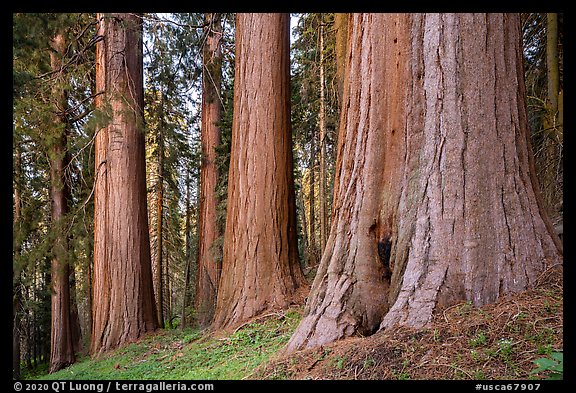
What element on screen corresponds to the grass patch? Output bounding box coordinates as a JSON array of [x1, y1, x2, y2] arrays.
[[30, 308, 302, 380]]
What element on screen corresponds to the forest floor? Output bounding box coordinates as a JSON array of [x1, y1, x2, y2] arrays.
[[26, 265, 562, 381]]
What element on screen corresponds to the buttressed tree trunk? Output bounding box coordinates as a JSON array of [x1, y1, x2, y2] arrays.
[[196, 13, 223, 328], [49, 32, 76, 373], [285, 13, 562, 352], [91, 13, 158, 355], [212, 13, 307, 331]]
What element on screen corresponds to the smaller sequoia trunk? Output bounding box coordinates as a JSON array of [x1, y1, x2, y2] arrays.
[[285, 13, 562, 352], [155, 107, 165, 329], [195, 13, 223, 328], [91, 13, 158, 355], [212, 13, 307, 331]]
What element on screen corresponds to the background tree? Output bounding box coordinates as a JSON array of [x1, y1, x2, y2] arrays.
[[290, 13, 339, 275], [47, 30, 76, 373], [334, 13, 348, 107], [14, 12, 99, 372], [91, 12, 158, 355], [212, 13, 307, 331], [521, 13, 563, 232], [286, 13, 562, 352], [143, 13, 205, 330], [197, 12, 236, 328]]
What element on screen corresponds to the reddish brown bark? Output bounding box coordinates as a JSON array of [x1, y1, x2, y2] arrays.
[[195, 13, 223, 328], [286, 13, 562, 352], [48, 32, 76, 373], [91, 13, 158, 356], [318, 18, 327, 255], [212, 13, 308, 331]]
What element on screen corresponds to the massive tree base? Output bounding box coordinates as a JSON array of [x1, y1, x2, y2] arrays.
[[285, 13, 562, 353], [266, 266, 563, 379]]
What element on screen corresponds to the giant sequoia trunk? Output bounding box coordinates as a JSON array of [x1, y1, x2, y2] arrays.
[[212, 13, 307, 331], [91, 13, 158, 355], [195, 13, 223, 328], [286, 13, 562, 352], [318, 18, 328, 255], [48, 32, 76, 373]]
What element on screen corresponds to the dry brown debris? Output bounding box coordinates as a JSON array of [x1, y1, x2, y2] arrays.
[[254, 265, 563, 380]]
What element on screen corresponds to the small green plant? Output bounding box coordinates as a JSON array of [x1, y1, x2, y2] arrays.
[[433, 329, 440, 342], [470, 349, 482, 362], [183, 330, 202, 344], [363, 356, 375, 369], [543, 300, 558, 314], [531, 351, 563, 380], [330, 356, 346, 370], [458, 301, 474, 316], [497, 338, 515, 361], [536, 344, 553, 356], [392, 368, 411, 380], [470, 332, 487, 348]]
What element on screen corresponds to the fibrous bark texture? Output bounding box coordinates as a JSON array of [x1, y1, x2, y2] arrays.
[[195, 13, 223, 328], [286, 13, 562, 353], [91, 13, 158, 356], [212, 13, 307, 331], [380, 13, 561, 329], [318, 19, 328, 255], [285, 14, 406, 351]]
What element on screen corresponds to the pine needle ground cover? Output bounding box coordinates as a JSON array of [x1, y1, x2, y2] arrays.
[[256, 265, 563, 380]]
